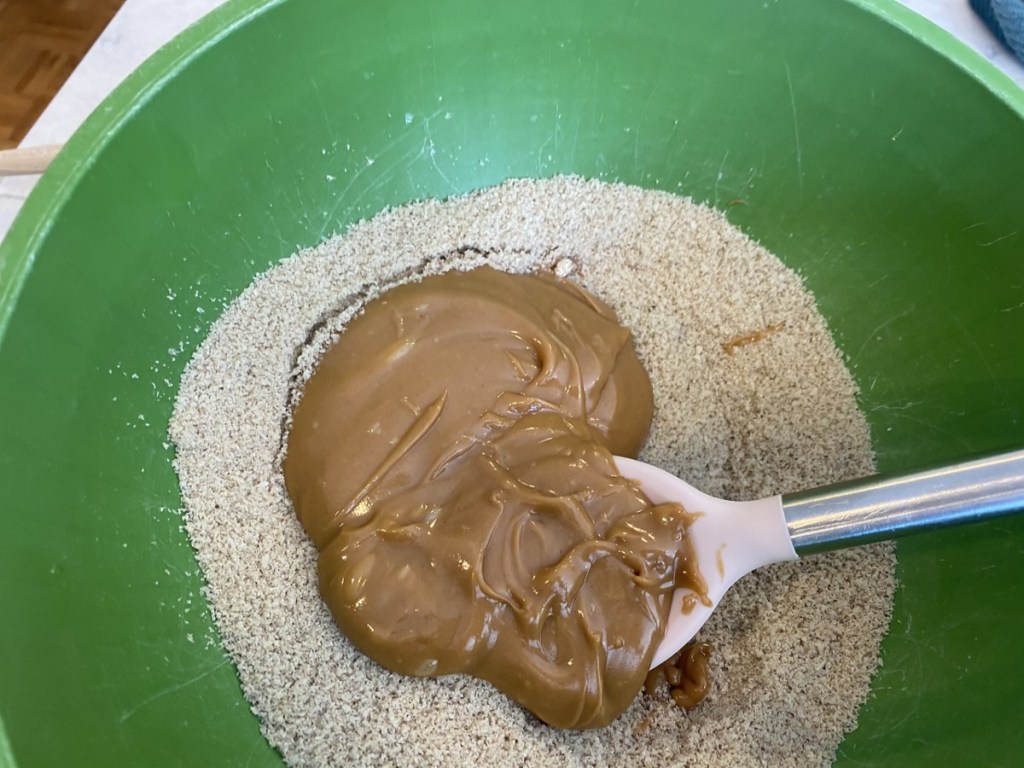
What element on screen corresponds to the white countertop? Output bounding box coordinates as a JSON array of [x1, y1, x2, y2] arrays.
[[2, 0, 1022, 249]]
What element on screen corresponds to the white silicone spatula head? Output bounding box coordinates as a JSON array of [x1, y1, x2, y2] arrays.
[[615, 449, 1024, 669], [614, 457, 795, 668]]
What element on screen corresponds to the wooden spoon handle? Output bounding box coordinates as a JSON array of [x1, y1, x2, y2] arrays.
[[0, 144, 62, 176]]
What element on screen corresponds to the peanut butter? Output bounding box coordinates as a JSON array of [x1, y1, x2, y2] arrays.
[[283, 266, 701, 729]]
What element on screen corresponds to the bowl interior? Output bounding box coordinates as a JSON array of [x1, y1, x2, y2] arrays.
[[1, 0, 1023, 765]]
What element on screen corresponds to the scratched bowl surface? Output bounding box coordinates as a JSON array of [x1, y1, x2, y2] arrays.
[[1, 0, 1023, 765]]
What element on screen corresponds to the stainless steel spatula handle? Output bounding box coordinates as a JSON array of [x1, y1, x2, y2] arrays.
[[783, 449, 1024, 554]]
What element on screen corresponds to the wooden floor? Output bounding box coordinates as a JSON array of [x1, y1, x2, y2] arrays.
[[0, 0, 125, 148]]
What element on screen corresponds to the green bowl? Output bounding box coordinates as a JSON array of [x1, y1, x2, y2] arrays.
[[1, 0, 1022, 764]]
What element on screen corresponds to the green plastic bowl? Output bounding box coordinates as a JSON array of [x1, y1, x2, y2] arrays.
[[1, 0, 1022, 764]]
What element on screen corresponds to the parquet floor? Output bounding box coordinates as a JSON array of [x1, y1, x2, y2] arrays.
[[0, 0, 124, 148]]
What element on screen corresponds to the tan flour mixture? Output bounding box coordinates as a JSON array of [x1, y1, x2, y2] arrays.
[[170, 176, 896, 767]]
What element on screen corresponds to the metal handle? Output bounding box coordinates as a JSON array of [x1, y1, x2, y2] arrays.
[[782, 449, 1024, 555]]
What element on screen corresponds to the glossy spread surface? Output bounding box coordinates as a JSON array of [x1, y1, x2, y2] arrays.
[[283, 266, 701, 728]]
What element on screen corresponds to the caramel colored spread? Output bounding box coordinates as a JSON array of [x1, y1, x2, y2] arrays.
[[644, 642, 713, 710], [283, 266, 702, 729]]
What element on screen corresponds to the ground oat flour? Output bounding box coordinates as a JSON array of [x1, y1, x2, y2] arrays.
[[170, 176, 896, 767]]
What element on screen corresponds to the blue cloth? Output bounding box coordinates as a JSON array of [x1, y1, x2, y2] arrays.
[[971, 0, 1024, 64]]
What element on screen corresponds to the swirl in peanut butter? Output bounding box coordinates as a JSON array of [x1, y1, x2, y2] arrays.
[[283, 266, 701, 729]]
